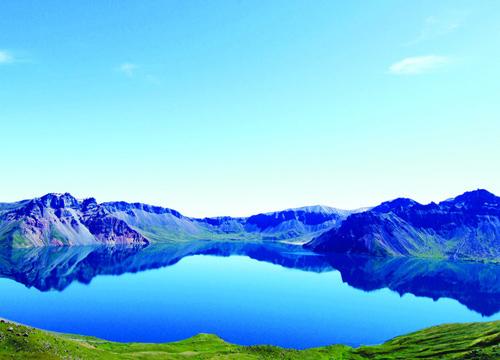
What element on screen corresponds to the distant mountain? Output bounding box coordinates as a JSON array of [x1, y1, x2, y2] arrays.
[[0, 193, 354, 247], [3, 190, 499, 261], [305, 189, 500, 262]]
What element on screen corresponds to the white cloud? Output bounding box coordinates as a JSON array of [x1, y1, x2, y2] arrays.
[[0, 50, 14, 64], [407, 14, 463, 45], [118, 62, 138, 77], [389, 55, 449, 75]]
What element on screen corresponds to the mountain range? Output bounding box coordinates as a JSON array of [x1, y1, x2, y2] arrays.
[[0, 193, 353, 247], [0, 189, 499, 262], [305, 189, 500, 262]]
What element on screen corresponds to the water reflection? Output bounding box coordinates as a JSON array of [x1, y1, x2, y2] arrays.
[[0, 241, 498, 316]]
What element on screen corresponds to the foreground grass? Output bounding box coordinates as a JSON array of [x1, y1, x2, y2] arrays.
[[0, 320, 498, 359]]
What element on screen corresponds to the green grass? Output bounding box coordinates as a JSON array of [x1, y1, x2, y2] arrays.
[[0, 221, 29, 249], [0, 320, 498, 359], [48, 225, 70, 245]]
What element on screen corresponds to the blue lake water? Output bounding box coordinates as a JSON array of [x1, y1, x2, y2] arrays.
[[0, 241, 498, 349]]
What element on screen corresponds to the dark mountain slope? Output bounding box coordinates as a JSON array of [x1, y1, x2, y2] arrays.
[[305, 189, 500, 261]]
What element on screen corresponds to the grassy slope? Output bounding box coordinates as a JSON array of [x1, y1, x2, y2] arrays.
[[0, 320, 498, 359]]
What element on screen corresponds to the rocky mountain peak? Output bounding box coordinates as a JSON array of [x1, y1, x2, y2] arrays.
[[441, 189, 499, 214], [372, 198, 419, 214], [81, 198, 98, 212], [39, 193, 80, 209]]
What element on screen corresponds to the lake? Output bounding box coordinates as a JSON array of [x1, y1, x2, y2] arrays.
[[0, 241, 498, 349]]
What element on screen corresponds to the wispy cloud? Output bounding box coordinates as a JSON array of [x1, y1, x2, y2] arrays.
[[389, 55, 450, 75], [117, 62, 138, 77], [0, 50, 14, 64], [116, 62, 161, 85], [407, 14, 464, 46]]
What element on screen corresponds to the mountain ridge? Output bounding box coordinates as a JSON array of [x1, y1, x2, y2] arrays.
[[305, 189, 500, 262], [1, 190, 499, 262], [0, 192, 354, 247]]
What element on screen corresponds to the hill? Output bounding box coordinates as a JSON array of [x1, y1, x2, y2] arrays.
[[0, 319, 498, 359]]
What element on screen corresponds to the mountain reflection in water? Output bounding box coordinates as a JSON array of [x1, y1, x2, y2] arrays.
[[0, 241, 498, 316]]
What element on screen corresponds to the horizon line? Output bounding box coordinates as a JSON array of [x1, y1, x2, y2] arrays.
[[3, 188, 494, 219]]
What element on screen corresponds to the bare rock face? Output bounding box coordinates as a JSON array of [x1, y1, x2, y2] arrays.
[[0, 193, 148, 247], [39, 193, 80, 209], [82, 215, 148, 245]]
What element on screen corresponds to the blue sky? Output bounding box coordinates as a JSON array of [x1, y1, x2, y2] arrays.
[[1, 1, 499, 217]]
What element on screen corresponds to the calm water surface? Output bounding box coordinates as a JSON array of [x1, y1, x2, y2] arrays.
[[0, 241, 498, 349]]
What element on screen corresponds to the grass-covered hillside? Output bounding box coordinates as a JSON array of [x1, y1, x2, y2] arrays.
[[0, 319, 498, 359]]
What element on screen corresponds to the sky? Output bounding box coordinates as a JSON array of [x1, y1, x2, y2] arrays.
[[1, 0, 499, 217]]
